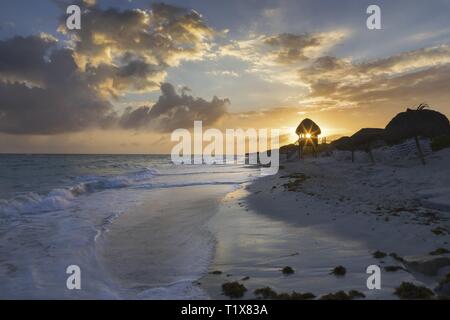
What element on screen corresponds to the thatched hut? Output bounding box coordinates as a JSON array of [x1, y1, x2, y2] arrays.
[[384, 104, 450, 164], [351, 128, 385, 163], [330, 136, 354, 162], [330, 136, 353, 151], [295, 118, 321, 158], [384, 104, 450, 143]]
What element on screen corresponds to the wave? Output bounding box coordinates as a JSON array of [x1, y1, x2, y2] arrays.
[[0, 168, 159, 215]]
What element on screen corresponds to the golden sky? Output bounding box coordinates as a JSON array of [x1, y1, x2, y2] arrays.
[[0, 0, 449, 153]]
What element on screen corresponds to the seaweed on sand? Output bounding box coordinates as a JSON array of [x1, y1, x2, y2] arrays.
[[331, 265, 346, 276], [254, 287, 316, 300], [281, 266, 295, 275], [372, 250, 387, 259], [319, 290, 365, 300], [394, 282, 435, 300], [429, 248, 450, 256], [222, 282, 247, 299]]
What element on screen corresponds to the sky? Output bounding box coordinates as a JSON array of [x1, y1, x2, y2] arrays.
[[0, 0, 450, 154]]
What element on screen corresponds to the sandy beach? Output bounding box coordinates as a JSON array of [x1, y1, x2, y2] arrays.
[[201, 147, 450, 299]]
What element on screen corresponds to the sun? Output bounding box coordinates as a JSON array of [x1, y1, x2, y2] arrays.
[[305, 133, 312, 139]]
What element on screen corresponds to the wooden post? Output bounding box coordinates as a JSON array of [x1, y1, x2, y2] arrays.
[[414, 135, 426, 165], [298, 139, 302, 160]]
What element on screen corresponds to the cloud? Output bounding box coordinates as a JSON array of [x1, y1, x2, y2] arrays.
[[218, 31, 346, 85], [120, 83, 229, 132], [0, 2, 224, 134], [297, 46, 450, 111], [0, 34, 114, 134], [58, 2, 214, 96]]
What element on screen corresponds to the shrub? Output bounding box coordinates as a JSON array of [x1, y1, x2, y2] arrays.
[[431, 135, 450, 151]]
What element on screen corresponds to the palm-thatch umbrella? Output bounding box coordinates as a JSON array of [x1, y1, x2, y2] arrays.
[[296, 118, 322, 137], [295, 118, 321, 158], [384, 104, 450, 164], [350, 128, 385, 163], [330, 136, 354, 162], [331, 136, 353, 151]]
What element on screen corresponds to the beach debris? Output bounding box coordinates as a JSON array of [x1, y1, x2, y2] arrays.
[[331, 265, 346, 276], [209, 270, 223, 275], [429, 248, 450, 256], [394, 282, 435, 300], [254, 287, 315, 300], [372, 250, 387, 259], [222, 282, 247, 299], [319, 290, 365, 300], [281, 266, 295, 275]]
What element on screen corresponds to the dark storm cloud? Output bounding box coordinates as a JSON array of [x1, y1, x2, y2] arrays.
[[120, 83, 229, 132], [0, 2, 226, 134], [0, 35, 115, 134]]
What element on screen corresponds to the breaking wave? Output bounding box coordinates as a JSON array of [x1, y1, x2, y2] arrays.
[[0, 168, 159, 215]]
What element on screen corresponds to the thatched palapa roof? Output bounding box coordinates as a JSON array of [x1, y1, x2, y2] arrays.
[[351, 128, 385, 148], [384, 104, 450, 143], [296, 118, 321, 136], [330, 136, 353, 151]]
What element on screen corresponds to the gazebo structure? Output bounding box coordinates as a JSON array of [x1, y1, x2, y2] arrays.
[[295, 118, 321, 159]]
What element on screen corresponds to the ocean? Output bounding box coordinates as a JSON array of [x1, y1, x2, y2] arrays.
[[0, 154, 260, 299]]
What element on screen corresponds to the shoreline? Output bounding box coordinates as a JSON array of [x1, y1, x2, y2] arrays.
[[201, 150, 450, 299]]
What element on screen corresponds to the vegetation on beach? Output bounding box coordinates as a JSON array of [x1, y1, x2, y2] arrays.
[[394, 282, 435, 299], [281, 173, 309, 192], [384, 266, 406, 272], [319, 290, 366, 300], [331, 265, 346, 276], [209, 270, 223, 275], [372, 250, 387, 259], [222, 282, 247, 298], [431, 134, 450, 151], [429, 248, 450, 256], [254, 287, 316, 300], [431, 227, 448, 235]]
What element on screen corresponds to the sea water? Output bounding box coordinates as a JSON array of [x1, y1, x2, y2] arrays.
[[0, 154, 259, 299]]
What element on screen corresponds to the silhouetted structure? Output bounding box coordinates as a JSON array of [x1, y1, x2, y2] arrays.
[[385, 104, 450, 164], [351, 128, 385, 163], [295, 118, 321, 158]]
